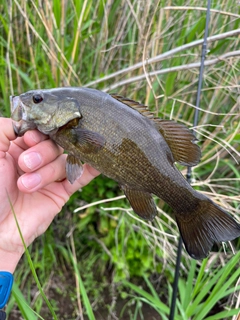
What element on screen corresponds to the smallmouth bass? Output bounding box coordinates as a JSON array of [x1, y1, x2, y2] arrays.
[[10, 87, 240, 259]]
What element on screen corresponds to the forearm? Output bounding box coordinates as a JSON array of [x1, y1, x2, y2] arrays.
[[0, 249, 22, 273]]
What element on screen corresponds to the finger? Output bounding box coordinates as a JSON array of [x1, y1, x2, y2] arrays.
[[62, 163, 100, 196], [18, 139, 63, 173], [17, 154, 67, 192], [0, 118, 17, 156], [9, 130, 50, 161], [23, 130, 49, 147], [11, 130, 48, 152], [8, 137, 33, 164]]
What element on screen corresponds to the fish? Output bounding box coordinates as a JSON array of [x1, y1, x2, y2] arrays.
[[10, 87, 240, 259]]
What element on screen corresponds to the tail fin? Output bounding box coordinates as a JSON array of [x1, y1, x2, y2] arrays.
[[175, 199, 240, 259]]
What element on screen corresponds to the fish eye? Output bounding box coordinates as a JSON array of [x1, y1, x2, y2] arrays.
[[32, 94, 43, 104]]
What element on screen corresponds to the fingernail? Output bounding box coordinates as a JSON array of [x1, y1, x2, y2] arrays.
[[23, 152, 42, 169], [21, 173, 41, 189]]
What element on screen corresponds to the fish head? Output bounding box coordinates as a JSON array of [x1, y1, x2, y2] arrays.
[[10, 89, 82, 136]]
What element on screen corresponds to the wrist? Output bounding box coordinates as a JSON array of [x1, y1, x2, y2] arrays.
[[0, 249, 22, 273]]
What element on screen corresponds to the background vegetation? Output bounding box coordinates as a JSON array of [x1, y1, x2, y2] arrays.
[[0, 0, 239, 319]]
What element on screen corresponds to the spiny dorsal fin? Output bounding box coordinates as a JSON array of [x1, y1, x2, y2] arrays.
[[155, 119, 201, 166], [110, 94, 155, 119]]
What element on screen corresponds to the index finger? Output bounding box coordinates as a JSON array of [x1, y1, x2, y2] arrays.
[[8, 125, 49, 162], [23, 130, 49, 147]]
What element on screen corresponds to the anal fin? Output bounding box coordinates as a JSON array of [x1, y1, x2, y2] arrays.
[[122, 185, 157, 220], [66, 154, 83, 184], [155, 119, 201, 166]]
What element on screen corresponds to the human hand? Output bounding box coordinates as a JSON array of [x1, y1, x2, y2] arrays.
[[0, 118, 100, 272]]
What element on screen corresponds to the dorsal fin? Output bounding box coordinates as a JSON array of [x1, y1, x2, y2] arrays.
[[154, 119, 201, 166], [111, 94, 201, 166], [110, 94, 155, 119]]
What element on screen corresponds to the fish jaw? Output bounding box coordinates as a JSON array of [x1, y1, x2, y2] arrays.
[[12, 120, 37, 136], [10, 95, 37, 136], [10, 96, 28, 122]]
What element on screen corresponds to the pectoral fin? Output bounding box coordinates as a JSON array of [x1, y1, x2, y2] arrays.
[[155, 120, 201, 166], [72, 128, 105, 153], [122, 186, 157, 220], [66, 154, 83, 184]]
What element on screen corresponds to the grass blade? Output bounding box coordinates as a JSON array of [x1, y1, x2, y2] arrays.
[[7, 191, 58, 320], [69, 249, 96, 320]]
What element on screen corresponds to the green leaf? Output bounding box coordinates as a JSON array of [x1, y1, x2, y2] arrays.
[[122, 279, 169, 314], [8, 283, 39, 320]]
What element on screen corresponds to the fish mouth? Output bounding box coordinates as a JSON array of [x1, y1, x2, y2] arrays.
[[10, 95, 36, 136], [10, 95, 28, 121]]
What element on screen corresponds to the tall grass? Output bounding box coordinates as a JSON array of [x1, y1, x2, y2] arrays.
[[0, 0, 239, 318]]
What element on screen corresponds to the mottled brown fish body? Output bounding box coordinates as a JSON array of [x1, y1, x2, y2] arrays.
[[53, 91, 201, 212], [11, 87, 240, 259]]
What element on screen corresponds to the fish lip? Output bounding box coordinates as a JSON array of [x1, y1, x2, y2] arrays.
[[12, 121, 21, 136], [10, 95, 28, 121], [10, 95, 32, 137]]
